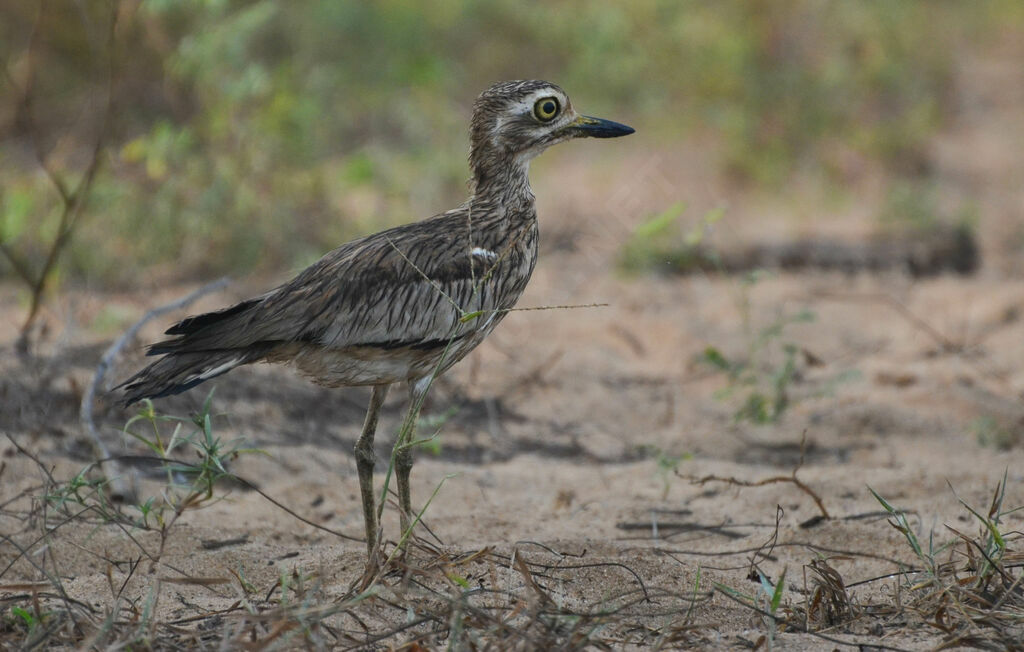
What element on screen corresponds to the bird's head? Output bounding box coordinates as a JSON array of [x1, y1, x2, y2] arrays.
[[469, 80, 634, 191]]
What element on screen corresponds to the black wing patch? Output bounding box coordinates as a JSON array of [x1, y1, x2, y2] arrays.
[[165, 298, 261, 336]]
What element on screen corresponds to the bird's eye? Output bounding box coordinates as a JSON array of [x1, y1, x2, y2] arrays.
[[533, 97, 560, 122]]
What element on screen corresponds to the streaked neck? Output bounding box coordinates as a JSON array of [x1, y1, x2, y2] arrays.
[[470, 154, 534, 211]]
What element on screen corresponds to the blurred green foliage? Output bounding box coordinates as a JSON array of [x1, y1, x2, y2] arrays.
[[619, 202, 727, 274], [1, 0, 1022, 286], [701, 307, 815, 426]]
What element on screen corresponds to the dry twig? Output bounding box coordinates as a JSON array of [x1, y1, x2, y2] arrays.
[[0, 2, 120, 354], [677, 432, 831, 520]]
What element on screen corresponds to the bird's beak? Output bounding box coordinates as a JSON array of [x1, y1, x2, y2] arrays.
[[564, 114, 635, 138]]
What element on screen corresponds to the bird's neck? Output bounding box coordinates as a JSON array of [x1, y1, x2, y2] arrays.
[[469, 150, 535, 214]]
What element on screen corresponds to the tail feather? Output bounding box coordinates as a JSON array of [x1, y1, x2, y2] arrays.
[[119, 350, 257, 406], [165, 298, 260, 336], [118, 295, 279, 405], [146, 297, 265, 356]]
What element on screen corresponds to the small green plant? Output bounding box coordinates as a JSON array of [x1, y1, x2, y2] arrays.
[[758, 567, 787, 646], [44, 466, 124, 525], [868, 478, 1015, 590], [683, 565, 702, 627], [867, 486, 943, 583], [11, 395, 265, 649], [8, 605, 43, 637], [759, 568, 787, 614], [619, 203, 725, 274], [119, 392, 263, 528], [946, 472, 1014, 585], [414, 406, 457, 456], [865, 477, 1023, 647], [702, 306, 815, 425], [43, 391, 260, 533], [713, 568, 789, 645], [642, 446, 691, 499], [972, 416, 1018, 450]]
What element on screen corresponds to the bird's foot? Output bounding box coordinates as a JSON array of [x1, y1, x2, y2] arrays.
[[356, 550, 382, 591]]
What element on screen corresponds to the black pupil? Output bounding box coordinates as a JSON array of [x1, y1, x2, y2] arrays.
[[542, 101, 556, 116]]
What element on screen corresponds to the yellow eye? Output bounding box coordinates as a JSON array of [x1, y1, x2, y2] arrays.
[[533, 97, 560, 122]]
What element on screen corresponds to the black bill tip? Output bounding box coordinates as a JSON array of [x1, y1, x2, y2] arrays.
[[569, 115, 635, 138]]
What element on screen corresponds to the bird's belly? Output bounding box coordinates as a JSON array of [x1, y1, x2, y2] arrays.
[[283, 345, 424, 387], [280, 333, 493, 387]]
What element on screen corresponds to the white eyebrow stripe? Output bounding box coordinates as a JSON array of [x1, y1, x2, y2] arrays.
[[471, 247, 498, 260]]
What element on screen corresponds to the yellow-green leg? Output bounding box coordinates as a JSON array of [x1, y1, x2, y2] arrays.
[[354, 384, 389, 568], [395, 378, 430, 540]]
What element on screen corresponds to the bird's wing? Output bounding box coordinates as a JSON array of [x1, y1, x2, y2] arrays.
[[150, 210, 518, 354]]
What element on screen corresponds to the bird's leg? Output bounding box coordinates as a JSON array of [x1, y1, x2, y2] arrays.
[[395, 377, 430, 541], [355, 384, 390, 568]]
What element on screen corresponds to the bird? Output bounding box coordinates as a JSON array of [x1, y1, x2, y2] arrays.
[[119, 80, 634, 570]]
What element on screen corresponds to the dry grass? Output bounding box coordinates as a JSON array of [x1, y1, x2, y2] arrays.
[[860, 479, 1024, 649], [3, 413, 1022, 651]]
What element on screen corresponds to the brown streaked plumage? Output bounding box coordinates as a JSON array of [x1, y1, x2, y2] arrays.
[[119, 80, 633, 571]]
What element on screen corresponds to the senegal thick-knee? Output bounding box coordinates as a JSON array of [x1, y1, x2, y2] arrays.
[[120, 80, 634, 570]]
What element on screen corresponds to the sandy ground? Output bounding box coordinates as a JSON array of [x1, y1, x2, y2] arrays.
[[3, 53, 1024, 650]]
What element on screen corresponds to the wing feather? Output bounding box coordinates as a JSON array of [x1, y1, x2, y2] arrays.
[[149, 208, 522, 355]]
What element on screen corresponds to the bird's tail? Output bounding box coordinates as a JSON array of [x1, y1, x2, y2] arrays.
[[118, 350, 258, 406], [116, 294, 275, 406]]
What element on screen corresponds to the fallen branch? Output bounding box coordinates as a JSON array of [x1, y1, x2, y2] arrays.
[[644, 225, 978, 280], [681, 472, 831, 521], [677, 432, 831, 520]]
